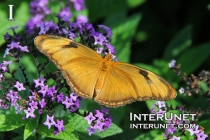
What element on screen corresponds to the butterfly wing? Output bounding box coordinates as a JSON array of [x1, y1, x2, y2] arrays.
[[94, 62, 176, 108], [34, 34, 102, 98]]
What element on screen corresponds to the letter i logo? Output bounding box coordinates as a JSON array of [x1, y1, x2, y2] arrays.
[[8, 5, 14, 20]]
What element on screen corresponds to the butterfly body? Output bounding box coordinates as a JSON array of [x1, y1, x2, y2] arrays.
[[34, 34, 177, 108]]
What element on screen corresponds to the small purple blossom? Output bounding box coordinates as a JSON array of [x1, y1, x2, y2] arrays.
[[85, 112, 96, 124], [93, 32, 106, 46], [62, 96, 74, 108], [166, 125, 176, 134], [47, 86, 57, 97], [196, 131, 208, 140], [14, 81, 26, 91], [156, 101, 166, 108], [70, 0, 86, 11], [76, 15, 88, 23], [84, 107, 112, 135], [179, 87, 185, 94], [34, 77, 45, 87], [24, 108, 36, 118], [169, 59, 176, 68], [186, 125, 200, 136], [38, 85, 49, 97], [44, 115, 56, 129], [59, 7, 72, 20], [54, 120, 65, 135], [39, 99, 46, 108], [86, 126, 97, 136], [56, 92, 64, 102], [29, 100, 38, 110]]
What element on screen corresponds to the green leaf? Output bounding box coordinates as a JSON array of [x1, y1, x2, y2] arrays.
[[134, 129, 164, 140], [86, 0, 145, 22], [134, 63, 160, 74], [69, 114, 122, 140], [164, 25, 192, 60], [0, 1, 30, 46], [105, 13, 141, 62], [199, 118, 210, 134], [24, 119, 39, 140], [0, 114, 27, 131], [177, 43, 210, 74], [36, 118, 78, 140]]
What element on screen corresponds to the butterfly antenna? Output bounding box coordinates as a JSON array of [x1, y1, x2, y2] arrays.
[[115, 40, 141, 53]]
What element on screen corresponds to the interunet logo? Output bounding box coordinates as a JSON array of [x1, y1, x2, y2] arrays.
[[130, 113, 196, 129]]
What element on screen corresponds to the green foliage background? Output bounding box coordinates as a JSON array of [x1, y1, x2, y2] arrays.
[[0, 0, 210, 139]]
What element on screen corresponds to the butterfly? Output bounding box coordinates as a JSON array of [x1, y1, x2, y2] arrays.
[[34, 34, 177, 108]]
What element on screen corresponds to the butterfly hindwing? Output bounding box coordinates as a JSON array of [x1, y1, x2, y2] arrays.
[[112, 63, 176, 101]]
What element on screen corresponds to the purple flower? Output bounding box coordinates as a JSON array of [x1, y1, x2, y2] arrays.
[[47, 86, 57, 97], [70, 92, 78, 101], [4, 32, 12, 41], [7, 41, 29, 52], [14, 81, 26, 91], [34, 77, 45, 88], [59, 7, 72, 20], [86, 126, 97, 136], [30, 0, 50, 15], [85, 112, 96, 124], [101, 106, 109, 114], [104, 43, 116, 55], [38, 85, 49, 97], [3, 61, 12, 66], [29, 100, 38, 110], [179, 87, 185, 94], [169, 59, 176, 68], [166, 125, 176, 134], [186, 125, 200, 136], [94, 120, 105, 132], [95, 110, 104, 120], [196, 131, 208, 140], [24, 108, 36, 118], [26, 14, 43, 30], [39, 99, 46, 108], [0, 74, 3, 82], [156, 109, 166, 114], [98, 25, 112, 40], [7, 90, 19, 101], [93, 32, 106, 46], [56, 92, 64, 102], [156, 101, 166, 108], [76, 15, 88, 23], [36, 21, 58, 35], [54, 120, 65, 135], [70, 0, 85, 11], [44, 115, 56, 129], [7, 41, 21, 49], [62, 96, 74, 108]]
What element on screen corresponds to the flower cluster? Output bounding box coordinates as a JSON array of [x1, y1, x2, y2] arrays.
[[85, 107, 112, 135], [150, 101, 208, 140], [1, 0, 114, 137], [26, 0, 88, 34], [151, 59, 210, 139]]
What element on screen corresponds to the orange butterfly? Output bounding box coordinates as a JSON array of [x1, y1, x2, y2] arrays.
[[34, 34, 176, 108]]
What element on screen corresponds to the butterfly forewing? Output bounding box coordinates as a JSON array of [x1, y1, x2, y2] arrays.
[[34, 34, 103, 98]]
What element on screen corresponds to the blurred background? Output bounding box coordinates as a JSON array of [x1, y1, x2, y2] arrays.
[[0, 0, 210, 139]]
